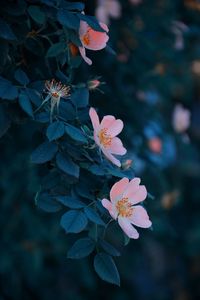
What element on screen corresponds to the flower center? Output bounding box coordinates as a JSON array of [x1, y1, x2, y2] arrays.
[[116, 197, 133, 217], [51, 92, 60, 98], [82, 32, 90, 45], [98, 128, 112, 148]]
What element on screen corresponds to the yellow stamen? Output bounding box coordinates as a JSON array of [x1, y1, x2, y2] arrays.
[[98, 128, 112, 148], [82, 33, 90, 45], [116, 198, 133, 217]]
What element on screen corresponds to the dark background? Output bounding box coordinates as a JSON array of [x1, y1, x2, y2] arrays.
[[1, 0, 200, 299]]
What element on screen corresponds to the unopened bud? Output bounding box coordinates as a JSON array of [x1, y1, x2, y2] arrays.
[[122, 159, 133, 170]]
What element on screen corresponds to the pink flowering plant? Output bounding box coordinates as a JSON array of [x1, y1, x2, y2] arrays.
[[0, 0, 153, 286]]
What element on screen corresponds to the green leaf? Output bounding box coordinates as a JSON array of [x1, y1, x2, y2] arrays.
[[65, 124, 87, 143], [36, 192, 62, 213], [46, 121, 65, 141], [64, 2, 85, 11], [67, 237, 95, 259], [56, 153, 80, 178], [0, 76, 18, 100], [0, 18, 16, 40], [94, 253, 120, 286], [78, 14, 106, 32], [31, 141, 58, 164], [14, 69, 30, 85], [84, 207, 105, 226], [55, 196, 85, 209], [28, 5, 46, 24], [46, 42, 65, 57], [71, 88, 89, 108], [18, 91, 33, 117], [57, 10, 80, 30], [99, 240, 121, 257], [60, 210, 88, 233], [0, 104, 11, 138]]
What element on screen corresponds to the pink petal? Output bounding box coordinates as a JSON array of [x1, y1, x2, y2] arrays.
[[118, 217, 139, 239], [102, 149, 121, 167], [107, 119, 124, 137], [79, 20, 88, 37], [129, 205, 152, 228], [96, 6, 109, 24], [110, 137, 127, 155], [110, 177, 129, 202], [124, 179, 147, 205], [79, 46, 92, 65], [101, 198, 118, 219], [123, 177, 141, 198], [79, 21, 109, 51], [100, 115, 116, 129], [89, 107, 100, 131]]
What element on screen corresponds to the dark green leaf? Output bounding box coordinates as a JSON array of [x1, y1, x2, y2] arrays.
[[78, 14, 106, 32], [0, 18, 16, 40], [57, 10, 80, 30], [65, 124, 87, 143], [64, 2, 85, 11], [14, 69, 30, 85], [67, 237, 95, 259], [71, 88, 89, 108], [60, 210, 88, 233], [36, 192, 62, 213], [46, 42, 65, 57], [56, 153, 79, 178], [31, 141, 58, 164], [99, 240, 121, 257], [46, 121, 65, 141], [84, 207, 105, 226], [0, 76, 18, 100], [28, 6, 46, 24], [94, 253, 120, 286], [18, 91, 34, 117], [55, 196, 85, 208], [0, 104, 11, 138]]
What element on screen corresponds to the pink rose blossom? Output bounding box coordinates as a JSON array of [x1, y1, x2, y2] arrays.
[[172, 104, 191, 133], [102, 177, 152, 239], [79, 20, 109, 65], [89, 107, 126, 167], [95, 0, 121, 25]]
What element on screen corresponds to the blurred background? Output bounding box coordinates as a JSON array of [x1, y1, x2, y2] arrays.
[[1, 0, 200, 299]]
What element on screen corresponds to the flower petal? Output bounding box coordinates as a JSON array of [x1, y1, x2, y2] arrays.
[[79, 46, 92, 65], [110, 137, 127, 155], [118, 217, 139, 239], [123, 177, 140, 197], [123, 178, 147, 205], [110, 177, 129, 202], [102, 198, 118, 219], [89, 107, 100, 131], [79, 21, 109, 50], [102, 149, 121, 167], [100, 115, 116, 129], [107, 119, 124, 137], [129, 205, 152, 228]]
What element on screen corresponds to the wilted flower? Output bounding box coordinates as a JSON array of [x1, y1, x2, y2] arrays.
[[44, 79, 70, 120], [79, 20, 109, 65], [173, 104, 191, 133], [95, 0, 121, 25], [102, 177, 152, 239], [89, 107, 126, 167]]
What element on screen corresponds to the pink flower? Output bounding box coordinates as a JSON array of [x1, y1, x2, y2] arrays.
[[129, 0, 142, 5], [95, 0, 121, 25], [102, 177, 152, 239], [79, 20, 109, 65], [89, 107, 126, 167]]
